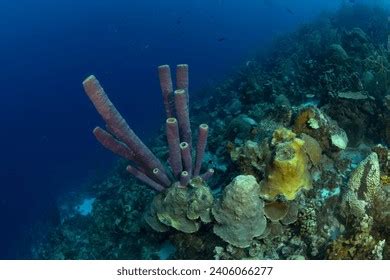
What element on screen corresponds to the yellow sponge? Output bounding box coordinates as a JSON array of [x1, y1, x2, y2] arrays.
[[261, 128, 312, 200]]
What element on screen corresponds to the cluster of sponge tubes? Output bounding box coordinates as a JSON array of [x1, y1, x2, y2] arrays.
[[82, 64, 214, 192]]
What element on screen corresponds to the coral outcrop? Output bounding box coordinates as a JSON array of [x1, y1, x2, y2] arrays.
[[146, 178, 213, 233], [341, 152, 381, 220], [260, 128, 312, 201], [229, 140, 268, 181], [294, 107, 349, 152], [212, 175, 267, 248], [334, 152, 388, 259]]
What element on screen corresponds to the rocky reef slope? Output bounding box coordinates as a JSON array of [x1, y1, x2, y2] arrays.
[[34, 4, 390, 260]]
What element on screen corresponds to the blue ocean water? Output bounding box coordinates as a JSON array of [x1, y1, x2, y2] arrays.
[[0, 0, 381, 259]]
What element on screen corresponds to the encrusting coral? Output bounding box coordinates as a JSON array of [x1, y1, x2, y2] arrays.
[[146, 177, 214, 233]]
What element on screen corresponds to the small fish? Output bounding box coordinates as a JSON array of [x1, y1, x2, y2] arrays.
[[176, 17, 182, 24], [40, 135, 49, 143], [286, 7, 295, 15], [217, 37, 227, 42]]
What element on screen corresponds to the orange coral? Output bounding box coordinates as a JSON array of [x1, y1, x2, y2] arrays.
[[293, 107, 316, 133]]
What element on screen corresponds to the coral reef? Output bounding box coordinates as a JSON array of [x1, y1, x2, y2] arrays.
[[34, 4, 390, 260]]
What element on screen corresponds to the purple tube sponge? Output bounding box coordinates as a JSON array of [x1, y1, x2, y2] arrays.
[[166, 118, 183, 178], [93, 126, 135, 161], [126, 166, 165, 192], [158, 65, 174, 118], [152, 168, 171, 187], [200, 168, 215, 181], [193, 124, 209, 176], [83, 76, 167, 175], [176, 64, 189, 91], [179, 171, 190, 188], [180, 142, 192, 176], [176, 64, 189, 104], [83, 64, 213, 191], [175, 89, 192, 150]]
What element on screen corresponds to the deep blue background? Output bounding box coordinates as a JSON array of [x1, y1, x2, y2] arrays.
[[0, 0, 364, 259]]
